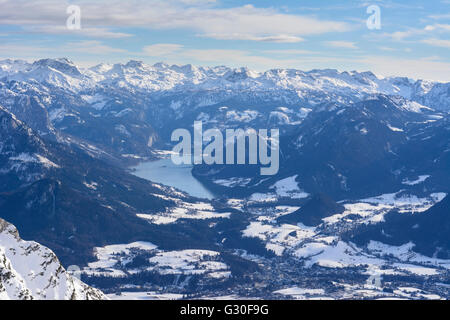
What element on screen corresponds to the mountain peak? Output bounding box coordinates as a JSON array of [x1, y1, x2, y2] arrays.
[[31, 58, 81, 77], [153, 62, 170, 69], [125, 60, 145, 68], [33, 57, 75, 67]]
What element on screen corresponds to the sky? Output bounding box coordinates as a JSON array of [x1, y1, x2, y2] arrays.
[[0, 0, 449, 81]]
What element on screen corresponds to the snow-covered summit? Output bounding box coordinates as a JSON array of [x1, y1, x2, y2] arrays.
[[0, 58, 94, 92]]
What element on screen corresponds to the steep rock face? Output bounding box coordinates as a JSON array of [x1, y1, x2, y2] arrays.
[[0, 218, 106, 300], [0, 105, 54, 191], [1, 93, 55, 137]]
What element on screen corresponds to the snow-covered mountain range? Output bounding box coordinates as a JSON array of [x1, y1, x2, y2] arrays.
[[1, 58, 450, 300], [0, 58, 448, 165], [0, 58, 448, 110]]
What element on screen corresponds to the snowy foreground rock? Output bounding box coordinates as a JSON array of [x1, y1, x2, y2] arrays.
[[0, 218, 106, 300]]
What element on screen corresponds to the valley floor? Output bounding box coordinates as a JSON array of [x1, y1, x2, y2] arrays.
[[80, 185, 450, 300]]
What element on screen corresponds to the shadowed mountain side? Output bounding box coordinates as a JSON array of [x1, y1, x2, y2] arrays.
[[348, 195, 450, 259], [278, 193, 345, 226]]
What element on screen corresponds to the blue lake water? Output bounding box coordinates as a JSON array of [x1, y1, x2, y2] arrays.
[[131, 158, 215, 199]]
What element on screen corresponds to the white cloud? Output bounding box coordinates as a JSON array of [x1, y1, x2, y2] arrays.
[[264, 49, 318, 55], [421, 38, 450, 48], [180, 0, 217, 6], [143, 44, 184, 56], [181, 49, 255, 63], [0, 43, 52, 56], [379, 46, 397, 52], [384, 24, 450, 49], [384, 29, 422, 41], [359, 55, 450, 82], [178, 0, 217, 4], [0, 0, 351, 42], [24, 26, 133, 39], [0, 41, 126, 59], [200, 33, 304, 43], [181, 4, 350, 40], [67, 41, 127, 54], [424, 24, 450, 32], [325, 41, 358, 49], [382, 24, 450, 41], [428, 13, 450, 20]]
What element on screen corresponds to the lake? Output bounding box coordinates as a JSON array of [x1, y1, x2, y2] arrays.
[[131, 158, 215, 199]]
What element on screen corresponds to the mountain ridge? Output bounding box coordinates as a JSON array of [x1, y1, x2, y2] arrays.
[[0, 58, 448, 111]]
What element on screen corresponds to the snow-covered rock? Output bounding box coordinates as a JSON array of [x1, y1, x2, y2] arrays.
[[0, 218, 106, 300]]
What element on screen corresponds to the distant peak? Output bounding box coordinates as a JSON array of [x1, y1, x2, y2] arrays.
[[359, 71, 376, 78], [153, 62, 170, 69], [32, 58, 81, 76], [125, 60, 145, 68], [33, 58, 75, 66]]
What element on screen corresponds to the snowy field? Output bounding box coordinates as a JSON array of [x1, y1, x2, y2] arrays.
[[83, 242, 230, 280], [137, 201, 231, 225]]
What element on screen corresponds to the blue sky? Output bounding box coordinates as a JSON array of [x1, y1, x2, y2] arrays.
[[0, 0, 449, 81]]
